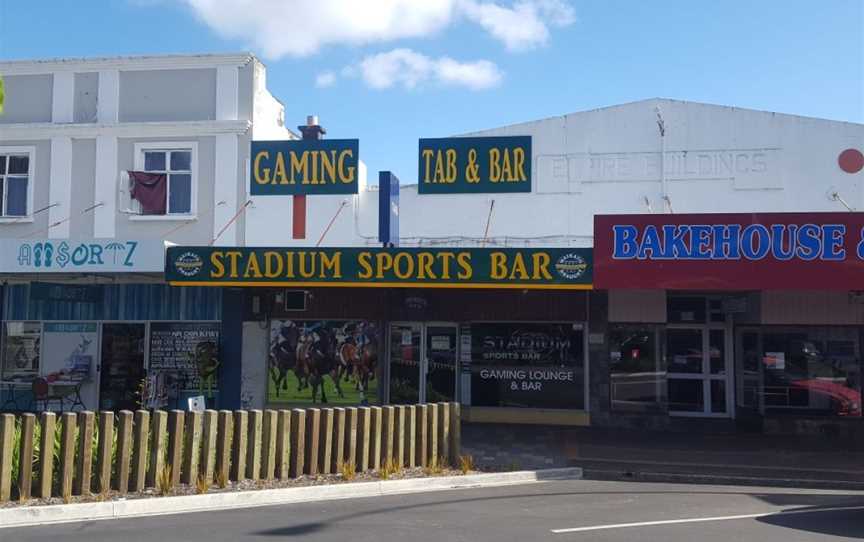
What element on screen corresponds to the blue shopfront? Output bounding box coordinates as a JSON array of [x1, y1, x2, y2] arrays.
[[0, 239, 240, 413]]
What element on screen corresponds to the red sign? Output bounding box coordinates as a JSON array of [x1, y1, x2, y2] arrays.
[[594, 212, 864, 290]]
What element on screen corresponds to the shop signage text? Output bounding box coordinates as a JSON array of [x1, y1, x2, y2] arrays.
[[167, 247, 591, 289], [250, 139, 359, 195], [0, 239, 165, 273], [418, 136, 532, 194], [595, 213, 864, 290]]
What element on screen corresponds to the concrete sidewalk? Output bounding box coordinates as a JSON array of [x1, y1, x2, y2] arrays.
[[462, 424, 864, 487]]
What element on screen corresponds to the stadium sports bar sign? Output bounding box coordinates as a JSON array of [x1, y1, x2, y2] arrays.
[[594, 212, 864, 290], [167, 247, 591, 290]]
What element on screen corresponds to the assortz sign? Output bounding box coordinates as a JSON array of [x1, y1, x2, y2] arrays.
[[250, 139, 360, 195], [418, 136, 532, 194], [17, 241, 138, 269], [166, 247, 591, 289]]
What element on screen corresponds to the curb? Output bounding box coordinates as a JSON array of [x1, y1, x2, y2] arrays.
[[580, 468, 864, 491], [0, 467, 583, 529]]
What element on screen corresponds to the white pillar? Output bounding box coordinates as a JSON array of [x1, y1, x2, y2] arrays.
[[216, 66, 239, 121], [212, 134, 239, 245], [48, 136, 73, 239], [51, 72, 74, 124], [93, 135, 118, 238], [97, 70, 119, 124]]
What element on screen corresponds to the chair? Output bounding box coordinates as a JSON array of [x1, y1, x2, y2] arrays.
[[30, 378, 64, 412]]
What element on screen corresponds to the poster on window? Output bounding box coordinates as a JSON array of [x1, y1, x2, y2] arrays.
[[148, 322, 221, 398], [470, 322, 585, 409], [2, 322, 40, 378], [41, 323, 97, 382], [268, 320, 379, 406]]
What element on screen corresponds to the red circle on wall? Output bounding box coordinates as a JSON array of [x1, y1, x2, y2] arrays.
[[838, 149, 864, 174]]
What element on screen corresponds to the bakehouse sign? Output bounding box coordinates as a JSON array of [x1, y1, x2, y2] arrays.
[[594, 212, 864, 290], [167, 247, 591, 290]]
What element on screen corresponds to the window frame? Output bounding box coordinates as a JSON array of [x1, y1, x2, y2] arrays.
[[0, 146, 36, 223], [130, 141, 198, 221]]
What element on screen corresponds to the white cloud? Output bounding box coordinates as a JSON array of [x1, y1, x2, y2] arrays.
[[461, 0, 575, 50], [179, 0, 574, 58], [353, 48, 502, 90], [315, 71, 337, 88]]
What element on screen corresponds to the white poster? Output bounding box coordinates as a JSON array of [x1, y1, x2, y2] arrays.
[[41, 322, 99, 411], [764, 352, 786, 370]]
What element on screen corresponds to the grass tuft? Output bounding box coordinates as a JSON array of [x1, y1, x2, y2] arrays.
[[458, 454, 475, 475], [195, 473, 211, 495], [338, 460, 356, 481], [423, 457, 444, 476], [156, 465, 173, 496], [379, 459, 400, 480]]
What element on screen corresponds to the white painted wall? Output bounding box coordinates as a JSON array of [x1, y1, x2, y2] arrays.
[[247, 98, 864, 248]]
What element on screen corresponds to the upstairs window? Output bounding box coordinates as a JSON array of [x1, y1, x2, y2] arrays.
[[0, 149, 33, 218], [130, 142, 196, 217]]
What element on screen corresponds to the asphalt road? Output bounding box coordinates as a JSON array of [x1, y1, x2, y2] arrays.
[[4, 479, 864, 542]]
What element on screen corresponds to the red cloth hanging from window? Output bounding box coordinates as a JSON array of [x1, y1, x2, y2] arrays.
[[128, 171, 167, 215]]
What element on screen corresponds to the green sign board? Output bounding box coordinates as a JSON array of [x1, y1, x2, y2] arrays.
[[250, 139, 359, 195], [418, 136, 531, 194], [167, 246, 591, 290]]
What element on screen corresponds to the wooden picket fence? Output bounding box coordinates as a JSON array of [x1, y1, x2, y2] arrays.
[[0, 402, 461, 502]]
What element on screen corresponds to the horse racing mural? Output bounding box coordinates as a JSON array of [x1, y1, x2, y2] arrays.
[[268, 320, 379, 405]]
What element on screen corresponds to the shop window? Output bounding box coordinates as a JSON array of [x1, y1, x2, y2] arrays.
[[0, 148, 34, 219], [129, 142, 197, 218], [761, 327, 862, 417], [468, 322, 585, 409], [667, 296, 706, 323], [609, 325, 666, 412]]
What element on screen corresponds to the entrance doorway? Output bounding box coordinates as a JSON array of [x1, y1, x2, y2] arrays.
[[388, 322, 458, 404], [99, 323, 146, 411], [666, 326, 732, 416]]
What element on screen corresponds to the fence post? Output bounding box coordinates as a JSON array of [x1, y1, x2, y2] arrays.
[[289, 409, 305, 478], [200, 410, 218, 483], [167, 410, 185, 488], [181, 411, 202, 486], [344, 407, 358, 469], [216, 410, 233, 485], [115, 410, 133, 494], [57, 413, 76, 499], [416, 405, 428, 467], [246, 410, 263, 481], [0, 414, 13, 502], [370, 406, 382, 471], [95, 411, 113, 495], [275, 410, 291, 480], [428, 403, 439, 467], [356, 407, 371, 471], [230, 410, 247, 482], [438, 402, 450, 466], [331, 408, 345, 473], [261, 410, 277, 480], [18, 413, 36, 500], [394, 406, 406, 468], [74, 411, 95, 496], [450, 402, 461, 460], [147, 410, 168, 488], [130, 410, 149, 493], [304, 408, 320, 475], [318, 409, 333, 475], [405, 405, 416, 468], [382, 406, 395, 466]]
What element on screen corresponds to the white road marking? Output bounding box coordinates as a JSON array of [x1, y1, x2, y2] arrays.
[[550, 504, 864, 534]]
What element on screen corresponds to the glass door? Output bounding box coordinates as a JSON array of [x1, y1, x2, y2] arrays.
[[388, 322, 459, 404], [425, 323, 458, 402], [99, 323, 147, 411], [388, 322, 423, 404], [666, 326, 731, 416]]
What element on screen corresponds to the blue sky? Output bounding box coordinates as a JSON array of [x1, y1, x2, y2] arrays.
[[1, 0, 861, 183]]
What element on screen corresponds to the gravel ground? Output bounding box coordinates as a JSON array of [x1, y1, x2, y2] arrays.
[[1, 466, 477, 509]]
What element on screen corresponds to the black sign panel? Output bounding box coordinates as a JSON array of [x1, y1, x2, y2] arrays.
[[470, 322, 584, 409], [148, 322, 220, 395]]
